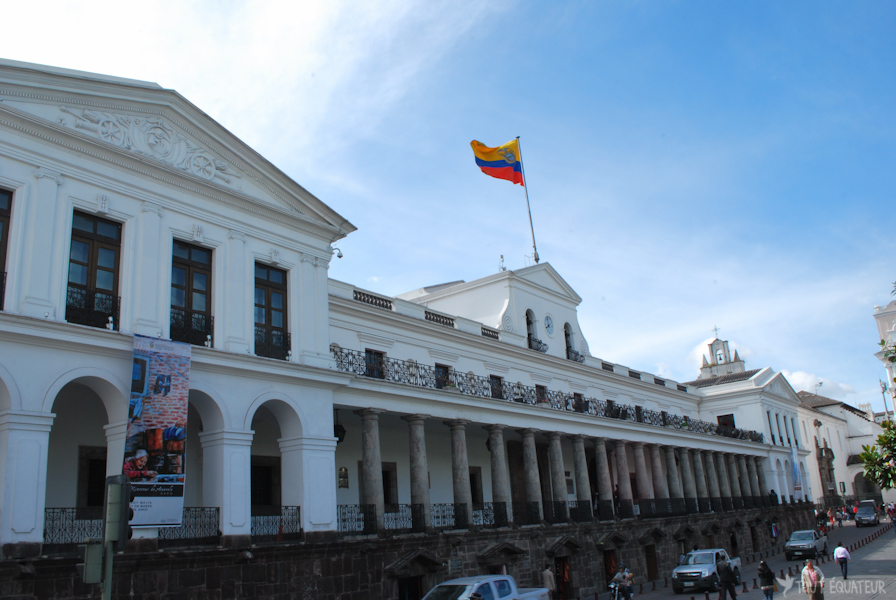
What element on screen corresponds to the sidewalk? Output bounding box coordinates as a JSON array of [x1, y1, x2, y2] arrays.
[[614, 519, 895, 600]]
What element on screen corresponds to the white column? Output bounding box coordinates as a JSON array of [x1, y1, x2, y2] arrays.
[[19, 169, 64, 318], [223, 231, 249, 353], [0, 411, 55, 551], [298, 254, 333, 368], [104, 420, 128, 476], [132, 202, 164, 336], [278, 434, 338, 533], [198, 429, 254, 536]]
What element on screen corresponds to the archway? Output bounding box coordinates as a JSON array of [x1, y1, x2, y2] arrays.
[[247, 398, 304, 541]]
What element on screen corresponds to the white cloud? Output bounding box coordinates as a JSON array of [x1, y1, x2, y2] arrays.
[[781, 371, 855, 398]]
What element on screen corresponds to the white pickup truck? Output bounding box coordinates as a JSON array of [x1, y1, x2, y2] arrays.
[[671, 548, 741, 594], [422, 575, 550, 600]]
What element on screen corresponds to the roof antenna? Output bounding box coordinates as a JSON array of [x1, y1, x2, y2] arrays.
[[499, 255, 506, 272]]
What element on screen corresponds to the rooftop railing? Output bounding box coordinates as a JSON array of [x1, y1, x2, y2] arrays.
[[331, 346, 764, 443]]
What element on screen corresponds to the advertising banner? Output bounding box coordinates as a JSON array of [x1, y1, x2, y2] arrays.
[[125, 335, 191, 527]]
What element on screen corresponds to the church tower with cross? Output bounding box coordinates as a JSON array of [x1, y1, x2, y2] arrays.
[[698, 327, 746, 379]]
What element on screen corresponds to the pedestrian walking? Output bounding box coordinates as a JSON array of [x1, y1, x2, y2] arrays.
[[542, 564, 556, 600], [801, 559, 825, 600], [757, 560, 776, 600], [717, 555, 738, 600], [832, 542, 850, 580], [836, 511, 842, 528]]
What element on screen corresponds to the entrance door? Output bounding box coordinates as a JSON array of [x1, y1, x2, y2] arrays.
[[644, 544, 658, 581], [554, 556, 572, 599], [602, 549, 618, 583], [397, 576, 424, 600]]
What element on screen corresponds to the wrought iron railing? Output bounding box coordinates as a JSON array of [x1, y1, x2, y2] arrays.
[[568, 500, 593, 523], [383, 504, 426, 533], [566, 348, 585, 363], [255, 326, 290, 360], [511, 501, 542, 526], [595, 499, 615, 521], [43, 507, 103, 549], [698, 497, 711, 513], [158, 507, 220, 548], [425, 311, 455, 328], [431, 503, 469, 529], [545, 501, 569, 524], [329, 347, 765, 443], [353, 290, 393, 310], [170, 308, 214, 347], [66, 285, 120, 330], [527, 336, 548, 353], [472, 502, 508, 528], [337, 504, 376, 535], [250, 505, 302, 542]]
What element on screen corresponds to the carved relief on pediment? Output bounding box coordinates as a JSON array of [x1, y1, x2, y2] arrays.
[[60, 106, 242, 186]]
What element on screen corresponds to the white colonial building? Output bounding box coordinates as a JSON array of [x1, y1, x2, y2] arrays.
[[0, 59, 820, 598]]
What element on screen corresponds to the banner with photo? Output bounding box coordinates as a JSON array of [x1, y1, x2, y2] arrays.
[[124, 335, 191, 527]]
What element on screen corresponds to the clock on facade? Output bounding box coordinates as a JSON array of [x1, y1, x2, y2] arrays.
[[543, 315, 554, 335]]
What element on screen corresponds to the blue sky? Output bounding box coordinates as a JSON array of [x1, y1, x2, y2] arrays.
[[3, 1, 895, 412]]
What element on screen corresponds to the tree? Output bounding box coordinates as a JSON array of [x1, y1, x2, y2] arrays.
[[864, 297, 896, 490], [860, 419, 895, 491]]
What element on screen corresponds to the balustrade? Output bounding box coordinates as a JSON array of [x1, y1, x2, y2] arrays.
[[250, 506, 302, 542], [330, 347, 765, 443], [157, 507, 221, 548]]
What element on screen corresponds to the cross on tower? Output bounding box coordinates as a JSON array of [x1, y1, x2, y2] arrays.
[[712, 325, 721, 339]]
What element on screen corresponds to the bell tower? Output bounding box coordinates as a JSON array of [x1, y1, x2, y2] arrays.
[[698, 330, 746, 379]]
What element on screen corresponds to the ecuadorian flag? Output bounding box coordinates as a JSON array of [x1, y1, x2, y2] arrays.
[[470, 139, 524, 186]]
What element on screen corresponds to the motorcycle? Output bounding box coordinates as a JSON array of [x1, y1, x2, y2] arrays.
[[608, 580, 634, 600]]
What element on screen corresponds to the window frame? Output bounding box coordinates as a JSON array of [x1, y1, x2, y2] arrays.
[[0, 189, 12, 310], [254, 262, 290, 359], [170, 239, 213, 346], [66, 210, 122, 330]]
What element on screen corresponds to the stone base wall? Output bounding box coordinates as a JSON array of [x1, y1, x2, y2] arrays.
[[0, 506, 813, 600]]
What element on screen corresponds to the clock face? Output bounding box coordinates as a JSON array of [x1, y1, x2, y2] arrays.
[[544, 315, 554, 335]]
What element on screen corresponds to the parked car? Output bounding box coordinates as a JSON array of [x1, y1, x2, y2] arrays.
[[855, 506, 880, 527], [422, 575, 550, 600], [784, 529, 827, 560], [671, 549, 741, 594]]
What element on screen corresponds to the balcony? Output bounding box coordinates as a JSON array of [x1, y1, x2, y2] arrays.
[[250, 505, 302, 543], [255, 326, 290, 360], [43, 507, 220, 554], [527, 336, 548, 353], [331, 346, 765, 443], [566, 347, 585, 363], [170, 308, 214, 347], [65, 285, 120, 330]]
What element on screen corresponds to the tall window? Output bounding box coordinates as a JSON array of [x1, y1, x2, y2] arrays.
[[365, 349, 385, 379], [254, 263, 289, 359], [489, 375, 503, 399], [170, 240, 213, 346], [66, 211, 121, 330], [0, 189, 11, 310]]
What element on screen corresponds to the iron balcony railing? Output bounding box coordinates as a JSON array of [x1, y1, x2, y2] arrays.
[[255, 325, 291, 360], [337, 504, 377, 535], [170, 307, 214, 347], [65, 285, 120, 330], [527, 336, 548, 353], [43, 507, 103, 552], [250, 505, 302, 542], [566, 348, 585, 363], [330, 346, 765, 443], [431, 503, 469, 530], [158, 507, 220, 548]]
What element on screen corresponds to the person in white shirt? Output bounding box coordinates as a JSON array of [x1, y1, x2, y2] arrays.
[[832, 541, 850, 580]]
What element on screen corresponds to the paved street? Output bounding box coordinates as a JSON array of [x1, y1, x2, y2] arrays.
[[607, 518, 895, 600]]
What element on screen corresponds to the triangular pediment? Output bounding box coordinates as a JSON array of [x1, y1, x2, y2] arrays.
[[477, 542, 527, 565], [384, 550, 443, 576], [513, 263, 582, 305], [0, 59, 354, 238], [594, 531, 628, 548], [546, 535, 583, 557]]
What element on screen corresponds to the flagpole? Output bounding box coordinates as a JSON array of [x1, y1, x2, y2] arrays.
[[516, 136, 539, 264]]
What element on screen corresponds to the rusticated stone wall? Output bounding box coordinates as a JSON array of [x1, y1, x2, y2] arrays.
[[0, 506, 812, 600]]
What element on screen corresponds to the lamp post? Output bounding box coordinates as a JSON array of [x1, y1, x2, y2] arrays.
[[880, 380, 895, 423]]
